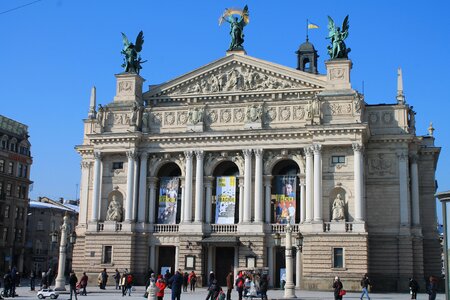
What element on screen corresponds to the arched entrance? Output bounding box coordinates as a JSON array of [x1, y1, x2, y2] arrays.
[[271, 160, 300, 224], [155, 162, 182, 224]]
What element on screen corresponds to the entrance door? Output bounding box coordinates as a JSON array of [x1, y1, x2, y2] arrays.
[[158, 246, 175, 276], [215, 247, 234, 286]]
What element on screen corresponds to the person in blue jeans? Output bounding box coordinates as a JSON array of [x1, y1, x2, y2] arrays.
[[360, 274, 371, 300]]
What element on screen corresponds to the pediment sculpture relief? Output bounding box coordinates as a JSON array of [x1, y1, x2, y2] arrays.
[[188, 107, 204, 125], [246, 104, 263, 122], [167, 65, 304, 96]]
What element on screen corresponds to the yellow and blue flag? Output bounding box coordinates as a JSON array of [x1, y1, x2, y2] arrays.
[[308, 22, 319, 29]]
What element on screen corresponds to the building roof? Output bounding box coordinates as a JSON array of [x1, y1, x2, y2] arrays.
[[0, 114, 28, 137], [29, 200, 78, 213]]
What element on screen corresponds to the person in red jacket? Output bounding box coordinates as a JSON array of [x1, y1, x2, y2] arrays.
[[155, 275, 167, 300]]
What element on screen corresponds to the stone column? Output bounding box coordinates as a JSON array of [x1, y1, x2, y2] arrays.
[[204, 177, 213, 224], [132, 158, 139, 220], [184, 151, 194, 222], [194, 150, 204, 223], [148, 177, 158, 224], [284, 224, 296, 298], [207, 246, 214, 277], [264, 175, 272, 224], [243, 149, 253, 223], [180, 178, 185, 223], [91, 151, 102, 222], [125, 150, 136, 222], [410, 154, 420, 226], [238, 177, 244, 223], [175, 246, 179, 270], [138, 153, 149, 223], [304, 146, 313, 223], [353, 143, 364, 221], [234, 246, 239, 279], [79, 161, 91, 225], [300, 177, 306, 223], [296, 248, 302, 288], [267, 247, 274, 287], [313, 144, 322, 222], [398, 151, 410, 226], [254, 149, 263, 223], [149, 245, 156, 272]]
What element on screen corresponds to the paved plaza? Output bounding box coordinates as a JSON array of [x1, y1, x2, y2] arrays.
[[6, 285, 445, 300]]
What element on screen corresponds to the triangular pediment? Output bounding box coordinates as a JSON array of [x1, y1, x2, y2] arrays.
[[144, 54, 327, 99]]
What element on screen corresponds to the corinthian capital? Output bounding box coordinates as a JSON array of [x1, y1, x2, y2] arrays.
[[93, 150, 102, 160], [312, 144, 322, 154], [140, 152, 149, 160], [81, 161, 91, 169], [242, 149, 253, 158], [184, 150, 194, 160], [126, 150, 137, 160], [194, 150, 204, 159], [352, 143, 364, 152], [303, 146, 313, 156], [254, 149, 263, 158]]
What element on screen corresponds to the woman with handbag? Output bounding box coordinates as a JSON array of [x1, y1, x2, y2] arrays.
[[333, 276, 345, 300]]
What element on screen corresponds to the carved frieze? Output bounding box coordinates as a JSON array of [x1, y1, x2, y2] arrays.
[[166, 65, 305, 96], [246, 104, 263, 123], [177, 111, 188, 125], [164, 112, 176, 125], [293, 106, 305, 120], [187, 107, 204, 125], [234, 108, 245, 123], [368, 153, 396, 177], [279, 106, 291, 121], [221, 109, 232, 123]]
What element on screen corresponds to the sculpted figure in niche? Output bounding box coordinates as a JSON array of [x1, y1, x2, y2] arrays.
[[106, 195, 123, 222], [96, 104, 104, 126], [332, 194, 345, 221], [142, 110, 149, 131]]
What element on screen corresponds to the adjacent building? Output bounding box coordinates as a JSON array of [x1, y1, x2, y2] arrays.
[[0, 115, 32, 273], [25, 197, 78, 277], [73, 36, 441, 291]]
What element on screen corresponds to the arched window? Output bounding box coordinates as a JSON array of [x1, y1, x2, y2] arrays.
[[36, 239, 42, 255], [1, 135, 8, 150], [9, 138, 17, 152]]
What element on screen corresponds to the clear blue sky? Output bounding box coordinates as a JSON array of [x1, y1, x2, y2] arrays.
[[1, 1, 449, 220]]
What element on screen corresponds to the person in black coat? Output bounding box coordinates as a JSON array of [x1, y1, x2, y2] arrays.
[[259, 274, 268, 300], [69, 271, 78, 300], [332, 276, 344, 300], [168, 269, 184, 300], [409, 277, 419, 300]]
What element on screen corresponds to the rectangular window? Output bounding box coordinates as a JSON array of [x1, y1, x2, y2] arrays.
[[102, 246, 112, 264], [7, 162, 13, 175], [333, 247, 344, 269], [23, 165, 28, 178], [6, 183, 11, 196], [4, 205, 9, 218], [15, 207, 19, 219], [2, 227, 8, 242], [18, 164, 23, 178], [112, 162, 123, 170], [16, 186, 20, 198], [1, 140, 6, 149], [0, 159, 4, 172], [37, 220, 44, 231], [332, 156, 345, 164]]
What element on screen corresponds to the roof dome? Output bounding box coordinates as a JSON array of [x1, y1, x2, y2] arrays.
[[297, 40, 316, 53]]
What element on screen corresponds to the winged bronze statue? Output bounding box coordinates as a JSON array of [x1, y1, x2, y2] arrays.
[[326, 15, 351, 59], [219, 5, 250, 51], [121, 31, 146, 74]]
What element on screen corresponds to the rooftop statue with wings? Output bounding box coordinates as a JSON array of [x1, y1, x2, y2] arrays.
[[219, 5, 250, 51], [326, 15, 351, 59], [121, 31, 146, 74]]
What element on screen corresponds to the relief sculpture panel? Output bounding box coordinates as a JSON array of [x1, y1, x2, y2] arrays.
[[367, 153, 397, 178]]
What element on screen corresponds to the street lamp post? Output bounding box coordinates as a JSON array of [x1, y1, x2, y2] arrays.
[[437, 191, 450, 300], [52, 213, 76, 291], [284, 224, 296, 298]]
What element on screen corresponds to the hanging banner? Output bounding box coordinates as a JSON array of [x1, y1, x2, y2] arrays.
[[157, 177, 179, 224], [215, 176, 236, 224], [274, 176, 297, 224]]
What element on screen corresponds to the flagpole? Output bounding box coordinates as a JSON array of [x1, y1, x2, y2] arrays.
[[306, 19, 309, 41]]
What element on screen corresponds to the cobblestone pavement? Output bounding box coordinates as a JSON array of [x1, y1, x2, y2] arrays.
[[4, 285, 446, 299]]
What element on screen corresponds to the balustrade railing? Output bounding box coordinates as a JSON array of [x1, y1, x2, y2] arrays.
[[153, 224, 179, 233], [211, 224, 237, 233], [270, 224, 299, 233]]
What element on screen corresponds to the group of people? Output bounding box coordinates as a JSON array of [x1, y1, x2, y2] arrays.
[[1, 267, 20, 298]]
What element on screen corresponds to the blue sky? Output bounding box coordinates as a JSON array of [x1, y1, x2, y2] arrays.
[[1, 1, 449, 220]]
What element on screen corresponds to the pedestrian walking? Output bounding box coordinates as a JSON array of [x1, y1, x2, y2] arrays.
[[409, 277, 419, 299], [168, 269, 183, 300], [259, 274, 268, 300], [69, 270, 78, 300], [125, 273, 133, 296], [100, 268, 108, 289], [235, 272, 245, 300], [188, 271, 197, 292], [426, 276, 438, 300], [226, 271, 233, 300], [205, 279, 220, 300], [333, 276, 344, 300], [360, 273, 371, 299], [114, 269, 121, 290], [182, 272, 189, 292], [208, 271, 215, 286], [120, 272, 127, 296], [30, 270, 36, 291], [79, 272, 88, 296], [3, 270, 12, 298], [155, 275, 167, 300]]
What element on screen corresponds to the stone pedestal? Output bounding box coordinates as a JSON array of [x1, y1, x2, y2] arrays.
[[114, 73, 145, 104], [226, 49, 247, 56], [244, 122, 262, 129], [325, 59, 352, 90], [187, 122, 204, 132]]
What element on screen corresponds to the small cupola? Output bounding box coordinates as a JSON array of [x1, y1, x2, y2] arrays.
[[296, 38, 319, 74]]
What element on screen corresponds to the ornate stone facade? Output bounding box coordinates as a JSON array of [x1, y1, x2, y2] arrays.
[[74, 52, 440, 292]]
